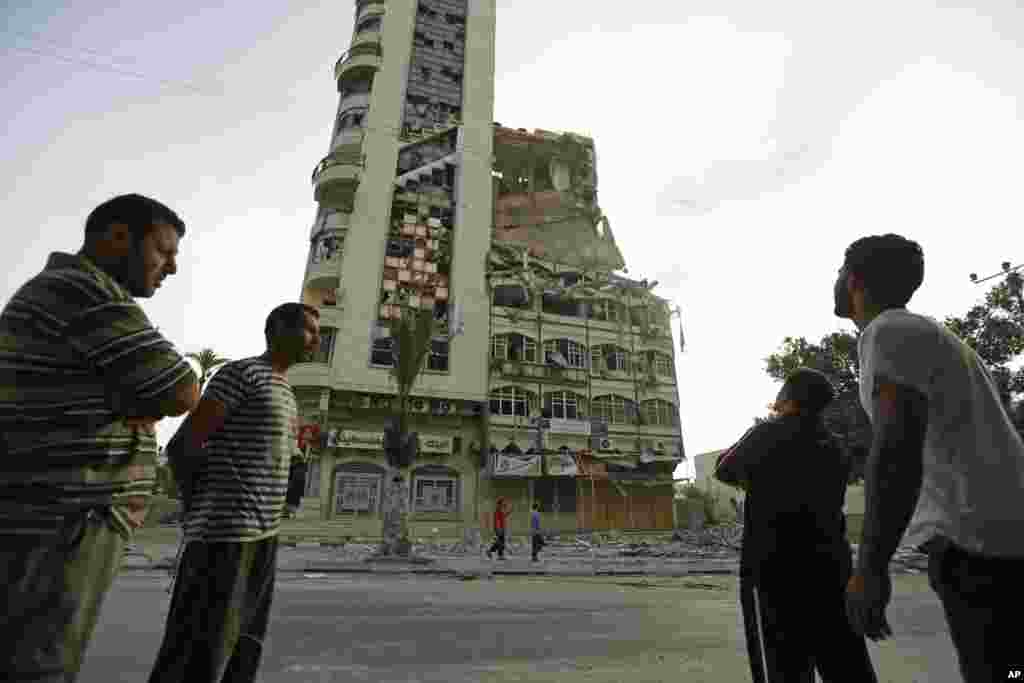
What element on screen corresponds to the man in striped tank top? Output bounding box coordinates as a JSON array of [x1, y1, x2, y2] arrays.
[[148, 303, 319, 683], [0, 194, 200, 682]]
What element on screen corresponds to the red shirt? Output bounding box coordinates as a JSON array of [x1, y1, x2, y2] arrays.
[[494, 509, 507, 530]]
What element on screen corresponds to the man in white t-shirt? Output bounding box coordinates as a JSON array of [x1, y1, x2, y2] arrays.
[[834, 233, 1024, 682]]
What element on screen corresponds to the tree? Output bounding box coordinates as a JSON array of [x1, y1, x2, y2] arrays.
[[943, 276, 1024, 415], [371, 304, 462, 561], [763, 275, 1024, 480], [764, 332, 872, 481], [185, 348, 231, 387]]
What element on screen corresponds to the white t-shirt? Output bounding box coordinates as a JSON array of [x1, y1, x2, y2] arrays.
[[858, 309, 1024, 557]]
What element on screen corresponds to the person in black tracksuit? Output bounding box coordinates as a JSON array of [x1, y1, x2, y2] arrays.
[[716, 367, 878, 683]]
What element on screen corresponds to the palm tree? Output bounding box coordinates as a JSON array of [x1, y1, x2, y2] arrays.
[[185, 348, 231, 387], [371, 303, 462, 561]]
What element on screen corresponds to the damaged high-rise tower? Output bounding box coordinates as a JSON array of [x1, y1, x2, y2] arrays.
[[292, 0, 685, 537]]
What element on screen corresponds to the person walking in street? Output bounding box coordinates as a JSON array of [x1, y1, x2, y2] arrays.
[[486, 497, 510, 560], [716, 367, 878, 683], [147, 303, 320, 683], [530, 501, 544, 562], [0, 194, 200, 682], [285, 456, 309, 519], [834, 234, 1024, 682]]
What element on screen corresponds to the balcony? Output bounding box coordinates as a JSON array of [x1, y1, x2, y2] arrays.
[[356, 0, 386, 20], [306, 231, 344, 290], [287, 361, 332, 389], [490, 360, 588, 386], [335, 40, 382, 91], [313, 148, 364, 212]]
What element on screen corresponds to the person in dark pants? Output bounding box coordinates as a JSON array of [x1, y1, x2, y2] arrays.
[[285, 457, 308, 518], [148, 303, 320, 683], [486, 498, 510, 560], [530, 501, 544, 562], [834, 234, 1024, 682], [716, 367, 878, 683]]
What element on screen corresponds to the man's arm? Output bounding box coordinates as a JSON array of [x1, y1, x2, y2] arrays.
[[119, 373, 200, 419], [857, 377, 928, 577], [179, 396, 231, 451], [715, 423, 776, 488]]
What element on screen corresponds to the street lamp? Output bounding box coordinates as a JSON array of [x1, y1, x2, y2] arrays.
[[970, 261, 1023, 310]]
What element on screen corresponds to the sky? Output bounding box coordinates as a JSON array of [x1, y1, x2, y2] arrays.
[[2, 0, 1022, 481]]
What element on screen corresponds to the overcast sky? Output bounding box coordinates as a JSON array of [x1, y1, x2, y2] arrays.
[[3, 0, 1021, 479]]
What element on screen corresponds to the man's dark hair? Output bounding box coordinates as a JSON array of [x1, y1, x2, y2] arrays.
[[265, 303, 319, 346], [85, 194, 186, 242], [778, 367, 835, 416], [843, 233, 924, 308]]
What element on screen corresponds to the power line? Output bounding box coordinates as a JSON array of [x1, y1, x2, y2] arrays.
[[2, 42, 222, 97]]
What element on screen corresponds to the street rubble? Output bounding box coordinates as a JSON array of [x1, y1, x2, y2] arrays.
[[127, 522, 930, 575]]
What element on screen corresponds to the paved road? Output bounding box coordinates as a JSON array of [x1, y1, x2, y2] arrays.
[[81, 573, 959, 683]]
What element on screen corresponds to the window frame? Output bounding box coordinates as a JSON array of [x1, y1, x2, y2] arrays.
[[544, 391, 583, 420], [591, 394, 638, 425], [333, 472, 382, 514], [426, 338, 449, 372], [411, 475, 459, 514], [544, 339, 587, 369], [489, 386, 534, 417]]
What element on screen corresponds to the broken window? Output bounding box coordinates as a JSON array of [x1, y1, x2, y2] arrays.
[[307, 328, 337, 364], [492, 284, 530, 308], [542, 292, 583, 317], [414, 31, 435, 47], [420, 66, 432, 82], [544, 339, 586, 368], [356, 16, 382, 34], [427, 339, 449, 372], [444, 12, 466, 25], [371, 337, 394, 366], [591, 345, 629, 372], [443, 40, 455, 51], [385, 239, 414, 258]]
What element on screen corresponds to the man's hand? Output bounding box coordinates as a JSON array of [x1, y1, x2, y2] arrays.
[[846, 571, 894, 641], [117, 495, 149, 529], [124, 417, 161, 435]]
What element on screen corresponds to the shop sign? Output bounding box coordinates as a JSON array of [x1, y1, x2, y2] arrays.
[[493, 452, 542, 477], [547, 418, 591, 435], [419, 435, 453, 455], [324, 429, 452, 454], [545, 451, 578, 476]]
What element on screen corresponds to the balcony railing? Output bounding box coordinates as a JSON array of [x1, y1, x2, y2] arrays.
[[493, 360, 588, 386], [334, 39, 382, 85], [312, 149, 365, 183]]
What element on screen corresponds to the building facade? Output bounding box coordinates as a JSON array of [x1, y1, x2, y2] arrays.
[[290, 0, 684, 540]]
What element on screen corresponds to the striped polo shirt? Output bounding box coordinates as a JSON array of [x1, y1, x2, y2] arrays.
[[0, 252, 193, 538], [183, 356, 298, 543]]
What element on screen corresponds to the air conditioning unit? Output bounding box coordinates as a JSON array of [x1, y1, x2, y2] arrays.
[[433, 400, 452, 415], [411, 398, 429, 413], [426, 217, 442, 228], [597, 437, 616, 452], [654, 441, 667, 453], [372, 396, 392, 410]]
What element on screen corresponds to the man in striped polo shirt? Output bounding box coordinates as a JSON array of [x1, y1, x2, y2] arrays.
[[0, 194, 200, 682], [148, 303, 319, 683]]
